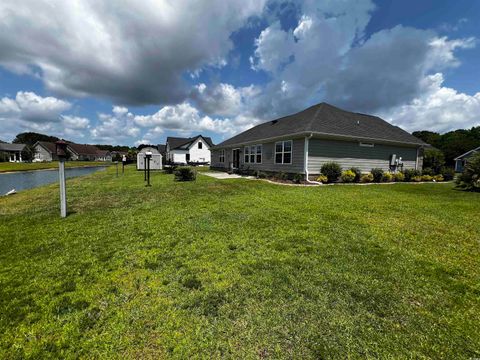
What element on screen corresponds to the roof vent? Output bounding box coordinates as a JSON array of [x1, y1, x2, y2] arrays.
[[357, 120, 360, 125], [271, 120, 278, 125]]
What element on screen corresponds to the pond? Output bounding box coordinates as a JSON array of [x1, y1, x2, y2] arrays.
[[0, 166, 107, 195]]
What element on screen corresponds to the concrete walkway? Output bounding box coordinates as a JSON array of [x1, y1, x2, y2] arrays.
[[201, 172, 247, 179]]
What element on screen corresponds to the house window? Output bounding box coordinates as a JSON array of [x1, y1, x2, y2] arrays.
[[244, 145, 262, 163], [360, 142, 374, 147], [198, 141, 203, 149], [275, 140, 292, 164], [219, 150, 225, 163]]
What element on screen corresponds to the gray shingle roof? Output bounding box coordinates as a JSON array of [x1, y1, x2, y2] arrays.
[[35, 141, 57, 154], [454, 146, 480, 160], [0, 143, 27, 151], [167, 135, 214, 150], [215, 103, 427, 147]]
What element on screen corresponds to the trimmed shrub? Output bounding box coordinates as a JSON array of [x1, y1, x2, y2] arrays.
[[420, 175, 433, 182], [413, 176, 422, 182], [341, 170, 356, 183], [276, 172, 288, 181], [433, 174, 444, 182], [403, 169, 421, 182], [316, 175, 328, 184], [164, 165, 177, 174], [174, 167, 196, 181], [394, 172, 405, 182], [349, 167, 362, 183], [360, 173, 374, 183], [371, 168, 384, 182], [256, 171, 267, 179], [321, 162, 342, 183], [440, 167, 455, 181], [455, 153, 480, 192], [422, 167, 435, 176], [293, 174, 304, 184], [382, 172, 394, 182]]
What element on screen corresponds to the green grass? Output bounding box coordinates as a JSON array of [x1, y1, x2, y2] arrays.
[[0, 166, 479, 359], [0, 161, 109, 173]]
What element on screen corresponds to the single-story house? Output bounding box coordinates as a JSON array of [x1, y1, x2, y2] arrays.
[[33, 141, 58, 162], [454, 146, 480, 172], [0, 143, 28, 162], [211, 102, 427, 178], [137, 146, 162, 170], [95, 149, 112, 162], [67, 143, 100, 161], [166, 135, 213, 164]]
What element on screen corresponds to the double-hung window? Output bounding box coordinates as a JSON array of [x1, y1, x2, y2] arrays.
[[275, 140, 292, 164], [219, 149, 225, 163], [244, 145, 262, 164]]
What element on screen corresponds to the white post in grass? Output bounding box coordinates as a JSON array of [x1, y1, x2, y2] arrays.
[[56, 140, 68, 218]]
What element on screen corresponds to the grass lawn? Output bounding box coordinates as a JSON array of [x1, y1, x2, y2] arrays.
[[0, 161, 109, 173], [0, 166, 479, 358]]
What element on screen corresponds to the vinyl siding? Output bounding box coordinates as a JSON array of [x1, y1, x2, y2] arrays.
[[211, 138, 305, 173], [308, 138, 419, 173]]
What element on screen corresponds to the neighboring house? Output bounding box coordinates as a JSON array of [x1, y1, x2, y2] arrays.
[[0, 143, 27, 162], [165, 135, 213, 164], [33, 141, 58, 162], [67, 143, 100, 161], [454, 146, 480, 172], [211, 102, 427, 178], [95, 149, 112, 162], [137, 146, 162, 170]]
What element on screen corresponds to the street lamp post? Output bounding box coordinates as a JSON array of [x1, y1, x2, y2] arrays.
[[56, 140, 68, 218], [145, 151, 152, 187]]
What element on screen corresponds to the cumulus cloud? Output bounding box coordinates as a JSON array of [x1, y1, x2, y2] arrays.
[[381, 73, 480, 133], [90, 108, 139, 144], [0, 0, 266, 105]]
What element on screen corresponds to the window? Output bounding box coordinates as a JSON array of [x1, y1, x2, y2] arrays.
[[186, 153, 190, 162], [360, 142, 374, 147], [244, 145, 262, 163], [275, 140, 292, 164], [198, 141, 203, 149], [244, 146, 250, 163], [219, 150, 225, 163]]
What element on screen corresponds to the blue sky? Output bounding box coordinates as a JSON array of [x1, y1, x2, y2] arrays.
[[0, 0, 479, 146]]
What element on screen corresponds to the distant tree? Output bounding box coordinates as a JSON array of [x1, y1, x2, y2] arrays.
[[13, 132, 60, 146], [412, 131, 441, 147]]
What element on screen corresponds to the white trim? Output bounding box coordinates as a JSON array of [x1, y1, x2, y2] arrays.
[[359, 142, 374, 147], [453, 146, 480, 160]]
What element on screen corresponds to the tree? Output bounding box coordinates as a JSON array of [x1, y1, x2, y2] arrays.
[[455, 153, 480, 192], [423, 148, 445, 174], [13, 132, 60, 146]]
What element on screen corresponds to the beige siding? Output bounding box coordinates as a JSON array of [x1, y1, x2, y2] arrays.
[[307, 138, 419, 174]]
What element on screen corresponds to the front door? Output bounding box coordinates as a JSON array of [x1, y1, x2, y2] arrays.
[[232, 149, 240, 169]]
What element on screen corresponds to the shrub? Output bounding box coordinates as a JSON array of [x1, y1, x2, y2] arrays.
[[164, 165, 177, 174], [371, 168, 384, 182], [413, 176, 422, 182], [321, 162, 342, 183], [420, 175, 433, 182], [257, 171, 267, 179], [433, 174, 444, 182], [360, 173, 374, 183], [293, 174, 304, 184], [393, 172, 405, 182], [349, 167, 362, 182], [403, 169, 421, 182], [422, 167, 435, 176], [382, 172, 394, 182], [455, 153, 480, 192], [440, 167, 455, 181], [315, 175, 328, 184], [341, 170, 356, 183], [275, 172, 289, 181], [174, 167, 196, 181]]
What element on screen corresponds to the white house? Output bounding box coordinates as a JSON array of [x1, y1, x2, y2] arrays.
[[165, 135, 213, 164], [137, 146, 162, 170]]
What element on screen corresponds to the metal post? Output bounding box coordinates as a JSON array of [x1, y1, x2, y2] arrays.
[[59, 158, 67, 217], [116, 161, 119, 177], [144, 156, 147, 181], [146, 156, 151, 186]]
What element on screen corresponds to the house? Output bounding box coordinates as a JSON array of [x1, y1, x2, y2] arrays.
[[165, 135, 213, 164], [454, 146, 480, 172], [211, 102, 427, 178], [136, 146, 162, 170], [0, 143, 27, 162], [95, 149, 112, 162], [67, 143, 100, 161], [33, 141, 58, 162]]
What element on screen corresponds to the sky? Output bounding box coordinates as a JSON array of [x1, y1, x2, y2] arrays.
[[0, 0, 479, 146]]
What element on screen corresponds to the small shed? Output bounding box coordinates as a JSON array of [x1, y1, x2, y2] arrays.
[[137, 146, 162, 170]]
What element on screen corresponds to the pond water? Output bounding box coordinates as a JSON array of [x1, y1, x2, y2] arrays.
[[0, 166, 107, 195]]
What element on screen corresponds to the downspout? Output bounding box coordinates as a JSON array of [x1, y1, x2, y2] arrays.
[[304, 133, 322, 185]]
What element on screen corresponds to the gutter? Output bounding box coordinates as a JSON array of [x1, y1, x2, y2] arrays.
[[304, 133, 321, 185]]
